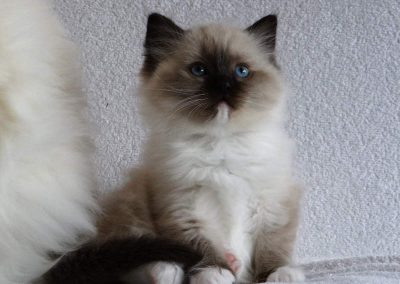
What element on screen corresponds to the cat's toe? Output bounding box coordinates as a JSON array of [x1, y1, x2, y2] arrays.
[[149, 262, 184, 284], [266, 266, 304, 282], [224, 251, 241, 273], [190, 267, 235, 284]]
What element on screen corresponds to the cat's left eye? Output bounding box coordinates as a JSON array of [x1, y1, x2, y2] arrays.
[[235, 65, 250, 79]]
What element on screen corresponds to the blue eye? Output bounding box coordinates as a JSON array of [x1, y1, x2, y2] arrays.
[[235, 65, 250, 78], [191, 63, 207, 77]]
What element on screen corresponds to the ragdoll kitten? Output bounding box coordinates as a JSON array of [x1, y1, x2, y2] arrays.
[[0, 0, 97, 283], [96, 13, 304, 283]]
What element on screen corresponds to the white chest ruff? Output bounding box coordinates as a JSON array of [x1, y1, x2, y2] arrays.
[[162, 131, 292, 279], [190, 153, 255, 280]]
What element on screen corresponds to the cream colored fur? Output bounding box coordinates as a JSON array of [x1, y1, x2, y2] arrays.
[[0, 1, 97, 283]]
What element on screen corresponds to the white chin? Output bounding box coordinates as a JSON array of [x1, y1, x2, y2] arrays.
[[215, 102, 230, 124]]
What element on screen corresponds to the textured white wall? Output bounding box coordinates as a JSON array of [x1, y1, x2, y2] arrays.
[[54, 0, 400, 263]]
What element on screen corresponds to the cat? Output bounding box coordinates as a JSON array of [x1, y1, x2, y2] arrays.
[[42, 12, 305, 284], [0, 0, 98, 283], [95, 13, 305, 283]]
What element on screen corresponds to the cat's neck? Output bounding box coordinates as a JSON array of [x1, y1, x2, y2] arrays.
[[149, 116, 283, 148]]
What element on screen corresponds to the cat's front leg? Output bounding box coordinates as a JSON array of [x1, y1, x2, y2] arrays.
[[154, 210, 235, 283], [252, 188, 304, 283], [253, 222, 304, 283], [174, 225, 235, 283], [187, 238, 236, 284]]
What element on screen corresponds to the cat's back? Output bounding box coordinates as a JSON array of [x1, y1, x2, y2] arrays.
[[0, 0, 91, 195], [0, 1, 97, 283], [0, 0, 85, 129]]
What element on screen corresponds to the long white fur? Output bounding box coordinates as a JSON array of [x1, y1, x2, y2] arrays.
[[0, 1, 97, 283]]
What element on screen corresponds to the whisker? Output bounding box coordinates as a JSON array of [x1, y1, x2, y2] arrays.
[[188, 102, 208, 120], [167, 94, 208, 119], [143, 87, 199, 93], [236, 97, 261, 107]]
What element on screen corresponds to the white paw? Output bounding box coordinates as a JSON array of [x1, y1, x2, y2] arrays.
[[149, 262, 184, 284], [190, 267, 235, 284], [266, 266, 304, 282]]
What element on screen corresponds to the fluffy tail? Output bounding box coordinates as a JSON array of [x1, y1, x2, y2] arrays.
[[41, 237, 202, 284]]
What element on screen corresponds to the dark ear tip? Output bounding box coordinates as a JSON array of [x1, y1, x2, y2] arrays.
[[246, 14, 278, 34], [262, 14, 277, 26], [245, 14, 278, 52], [148, 13, 163, 19], [147, 13, 175, 27], [147, 13, 164, 23]]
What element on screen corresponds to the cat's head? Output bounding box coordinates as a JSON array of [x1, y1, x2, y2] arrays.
[[139, 13, 285, 130]]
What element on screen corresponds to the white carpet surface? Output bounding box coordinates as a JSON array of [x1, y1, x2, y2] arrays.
[[53, 0, 400, 282]]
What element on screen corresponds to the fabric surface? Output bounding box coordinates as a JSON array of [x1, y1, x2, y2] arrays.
[[301, 256, 400, 283], [53, 0, 400, 282]]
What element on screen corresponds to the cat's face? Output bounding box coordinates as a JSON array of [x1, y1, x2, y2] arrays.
[[140, 14, 283, 126]]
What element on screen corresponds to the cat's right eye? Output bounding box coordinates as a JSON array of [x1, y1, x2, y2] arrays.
[[190, 63, 207, 77]]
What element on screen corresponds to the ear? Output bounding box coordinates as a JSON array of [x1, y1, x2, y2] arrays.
[[142, 13, 184, 75], [246, 15, 277, 52]]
